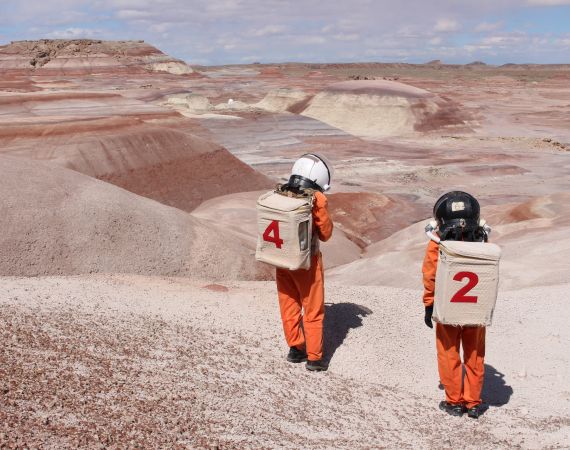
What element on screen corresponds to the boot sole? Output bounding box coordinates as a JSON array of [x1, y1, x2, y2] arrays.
[[287, 357, 307, 363], [306, 363, 328, 372], [439, 401, 464, 417]]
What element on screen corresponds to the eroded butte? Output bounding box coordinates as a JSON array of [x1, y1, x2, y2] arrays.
[[1, 40, 569, 448]]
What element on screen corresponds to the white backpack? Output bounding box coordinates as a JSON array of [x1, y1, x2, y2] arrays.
[[255, 190, 314, 270], [433, 241, 501, 326]]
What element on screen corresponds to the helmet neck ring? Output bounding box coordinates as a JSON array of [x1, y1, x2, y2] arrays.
[[283, 174, 323, 193]]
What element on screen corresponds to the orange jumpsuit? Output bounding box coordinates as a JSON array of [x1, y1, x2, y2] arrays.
[[276, 191, 333, 361], [422, 240, 486, 409]]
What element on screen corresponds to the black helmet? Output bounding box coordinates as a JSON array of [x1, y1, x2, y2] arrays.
[[433, 191, 485, 242]]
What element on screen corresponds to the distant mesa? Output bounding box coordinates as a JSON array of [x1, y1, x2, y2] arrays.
[[299, 80, 471, 138], [0, 39, 193, 75], [425, 59, 443, 65], [467, 61, 487, 66]]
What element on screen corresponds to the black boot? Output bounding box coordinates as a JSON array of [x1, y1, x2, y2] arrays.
[[466, 405, 482, 419], [439, 401, 464, 417], [306, 359, 328, 372], [286, 346, 307, 363]]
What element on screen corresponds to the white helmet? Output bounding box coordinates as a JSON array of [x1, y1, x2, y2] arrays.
[[288, 153, 332, 192]]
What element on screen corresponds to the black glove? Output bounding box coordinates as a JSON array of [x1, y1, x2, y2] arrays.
[[424, 305, 434, 329]]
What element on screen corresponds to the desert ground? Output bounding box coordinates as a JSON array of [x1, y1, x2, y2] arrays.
[[1, 39, 569, 448]]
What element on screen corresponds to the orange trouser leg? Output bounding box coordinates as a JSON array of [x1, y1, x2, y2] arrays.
[[276, 269, 305, 351], [299, 254, 325, 361], [461, 326, 486, 409], [276, 254, 325, 361], [436, 323, 463, 405]]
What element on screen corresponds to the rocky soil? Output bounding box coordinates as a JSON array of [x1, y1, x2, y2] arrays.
[[1, 276, 568, 449]]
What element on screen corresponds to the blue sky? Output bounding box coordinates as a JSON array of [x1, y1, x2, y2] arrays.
[[0, 0, 569, 65]]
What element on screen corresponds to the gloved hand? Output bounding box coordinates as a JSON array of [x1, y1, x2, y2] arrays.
[[424, 305, 434, 329]]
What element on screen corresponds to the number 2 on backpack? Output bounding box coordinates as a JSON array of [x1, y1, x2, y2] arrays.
[[450, 271, 479, 303], [263, 220, 284, 249]]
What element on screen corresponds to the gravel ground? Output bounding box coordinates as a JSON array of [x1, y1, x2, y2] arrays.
[[1, 275, 568, 449]]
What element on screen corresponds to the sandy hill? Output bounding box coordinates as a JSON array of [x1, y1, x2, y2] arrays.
[[1, 122, 272, 212], [0, 86, 273, 212], [300, 80, 470, 138], [0, 39, 193, 75], [328, 193, 570, 290], [0, 155, 270, 280], [191, 190, 433, 268], [327, 192, 425, 247], [192, 191, 362, 269]]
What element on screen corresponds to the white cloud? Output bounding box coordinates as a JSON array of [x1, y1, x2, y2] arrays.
[[333, 33, 360, 41], [295, 35, 326, 45], [475, 21, 503, 32], [241, 55, 262, 62], [481, 33, 527, 46], [434, 18, 460, 32], [149, 22, 172, 33], [103, 0, 147, 8], [46, 27, 101, 38], [116, 9, 153, 20], [396, 25, 422, 39], [249, 25, 287, 37], [527, 0, 570, 5], [464, 44, 492, 52]]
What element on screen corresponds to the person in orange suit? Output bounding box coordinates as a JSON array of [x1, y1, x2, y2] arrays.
[[422, 191, 489, 419], [276, 154, 333, 372]]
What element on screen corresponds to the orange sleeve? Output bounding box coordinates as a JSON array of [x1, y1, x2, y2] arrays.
[[312, 191, 333, 242], [422, 240, 439, 307]]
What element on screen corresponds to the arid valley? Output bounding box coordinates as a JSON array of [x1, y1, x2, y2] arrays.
[[1, 39, 569, 448]]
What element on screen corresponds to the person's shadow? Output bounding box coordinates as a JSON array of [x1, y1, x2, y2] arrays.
[[323, 302, 372, 364], [482, 364, 514, 407]]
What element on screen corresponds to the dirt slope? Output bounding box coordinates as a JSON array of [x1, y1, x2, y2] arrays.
[[0, 155, 269, 280], [1, 120, 272, 212], [192, 191, 362, 268], [328, 193, 570, 290]]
